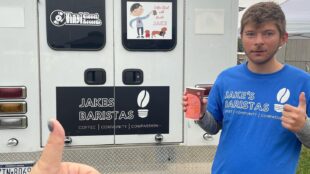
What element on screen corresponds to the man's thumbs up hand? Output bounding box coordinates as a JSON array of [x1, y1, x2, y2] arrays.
[[30, 119, 101, 174], [281, 92, 308, 132]]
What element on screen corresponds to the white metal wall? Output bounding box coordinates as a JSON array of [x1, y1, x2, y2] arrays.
[[184, 0, 239, 146], [0, 0, 41, 153]]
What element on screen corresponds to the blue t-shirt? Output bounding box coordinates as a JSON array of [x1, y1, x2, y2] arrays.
[[208, 63, 310, 174]]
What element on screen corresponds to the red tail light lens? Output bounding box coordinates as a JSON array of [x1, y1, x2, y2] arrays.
[[0, 87, 26, 99]]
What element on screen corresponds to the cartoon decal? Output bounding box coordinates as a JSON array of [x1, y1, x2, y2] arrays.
[[127, 2, 172, 40]]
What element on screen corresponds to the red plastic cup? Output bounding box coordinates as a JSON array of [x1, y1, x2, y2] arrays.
[[185, 87, 205, 120]]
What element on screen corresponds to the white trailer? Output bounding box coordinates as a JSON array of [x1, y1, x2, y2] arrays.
[[0, 0, 238, 173]]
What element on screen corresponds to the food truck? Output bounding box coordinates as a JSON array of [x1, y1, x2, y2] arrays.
[[0, 0, 238, 173]]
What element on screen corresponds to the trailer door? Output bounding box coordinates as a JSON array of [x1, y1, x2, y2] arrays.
[[39, 0, 115, 146], [113, 0, 184, 144]]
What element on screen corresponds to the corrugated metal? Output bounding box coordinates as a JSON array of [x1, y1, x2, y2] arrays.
[[276, 39, 310, 72]]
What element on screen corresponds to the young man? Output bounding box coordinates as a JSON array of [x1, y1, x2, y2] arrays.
[[184, 2, 310, 174]]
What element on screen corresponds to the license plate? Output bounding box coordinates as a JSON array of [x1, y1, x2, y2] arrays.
[[0, 162, 34, 174]]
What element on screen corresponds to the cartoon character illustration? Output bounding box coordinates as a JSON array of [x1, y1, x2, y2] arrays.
[[145, 30, 150, 39], [129, 3, 154, 38], [151, 27, 167, 38]]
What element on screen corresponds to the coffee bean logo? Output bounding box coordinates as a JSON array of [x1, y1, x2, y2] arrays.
[[137, 90, 150, 108], [277, 88, 290, 104]]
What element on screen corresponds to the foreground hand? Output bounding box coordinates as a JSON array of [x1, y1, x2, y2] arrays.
[[281, 92, 308, 133], [30, 119, 100, 174], [183, 91, 207, 117]]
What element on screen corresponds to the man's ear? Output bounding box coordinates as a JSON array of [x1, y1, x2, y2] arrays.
[[280, 32, 288, 47]]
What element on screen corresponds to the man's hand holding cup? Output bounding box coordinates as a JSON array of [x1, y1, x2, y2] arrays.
[[183, 87, 207, 120]]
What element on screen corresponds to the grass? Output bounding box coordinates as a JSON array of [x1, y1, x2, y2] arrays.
[[297, 146, 310, 174]]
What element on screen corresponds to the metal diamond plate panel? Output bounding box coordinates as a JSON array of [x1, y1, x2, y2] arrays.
[[0, 145, 217, 174]]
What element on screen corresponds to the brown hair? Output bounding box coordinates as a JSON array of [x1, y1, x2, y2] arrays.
[[240, 2, 286, 36], [130, 3, 142, 13]]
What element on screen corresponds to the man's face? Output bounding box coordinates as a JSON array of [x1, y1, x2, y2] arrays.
[[131, 6, 144, 16], [241, 21, 287, 65]]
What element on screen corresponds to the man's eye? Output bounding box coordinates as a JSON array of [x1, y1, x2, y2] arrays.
[[263, 31, 274, 37], [245, 32, 255, 37]]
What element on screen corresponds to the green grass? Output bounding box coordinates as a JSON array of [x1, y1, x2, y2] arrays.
[[297, 146, 310, 174]]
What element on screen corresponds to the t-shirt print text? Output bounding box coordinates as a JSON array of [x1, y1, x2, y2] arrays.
[[224, 90, 282, 121]]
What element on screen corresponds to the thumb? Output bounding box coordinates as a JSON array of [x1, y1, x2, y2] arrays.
[[298, 92, 307, 111], [33, 119, 65, 173]]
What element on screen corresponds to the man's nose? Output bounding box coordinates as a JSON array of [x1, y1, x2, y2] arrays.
[[254, 34, 264, 45]]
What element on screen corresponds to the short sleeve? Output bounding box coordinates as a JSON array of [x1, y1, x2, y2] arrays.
[[207, 76, 224, 123]]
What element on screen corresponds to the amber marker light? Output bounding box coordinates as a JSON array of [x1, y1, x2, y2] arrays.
[[0, 102, 27, 114]]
